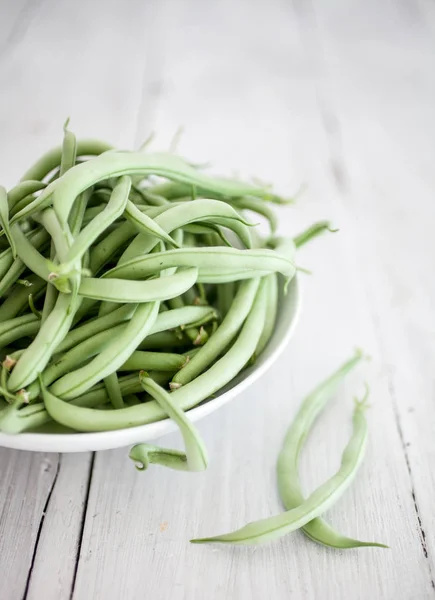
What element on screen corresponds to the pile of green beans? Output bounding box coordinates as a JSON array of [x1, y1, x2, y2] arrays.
[[0, 122, 329, 439], [0, 125, 385, 550]]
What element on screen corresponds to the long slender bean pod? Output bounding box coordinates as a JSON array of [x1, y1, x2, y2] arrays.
[[104, 246, 295, 281], [77, 267, 198, 303], [191, 396, 372, 545], [20, 139, 113, 182], [119, 351, 187, 372], [0, 275, 46, 321], [103, 372, 124, 409], [0, 186, 16, 257], [276, 352, 386, 548], [130, 373, 208, 472], [173, 278, 260, 386], [14, 152, 275, 225]]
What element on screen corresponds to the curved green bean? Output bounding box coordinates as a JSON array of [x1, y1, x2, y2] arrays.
[[0, 186, 16, 257], [0, 275, 46, 321], [54, 176, 131, 274], [276, 352, 386, 548], [124, 200, 180, 248], [130, 373, 208, 472], [173, 278, 260, 386], [7, 181, 46, 210], [0, 315, 40, 348], [119, 199, 253, 264], [78, 267, 198, 303], [191, 396, 372, 545], [16, 151, 274, 226], [59, 119, 77, 176], [20, 138, 113, 182], [119, 351, 187, 372], [103, 372, 124, 409], [104, 246, 295, 281], [293, 221, 336, 248], [254, 273, 278, 358]]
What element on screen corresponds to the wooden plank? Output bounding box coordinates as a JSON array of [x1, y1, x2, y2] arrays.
[[25, 454, 93, 600], [307, 0, 435, 577], [71, 0, 435, 598], [0, 450, 60, 600]]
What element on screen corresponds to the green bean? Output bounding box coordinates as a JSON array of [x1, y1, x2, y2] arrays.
[[124, 200, 180, 248], [229, 196, 278, 233], [119, 199, 253, 264], [0, 257, 28, 297], [119, 351, 187, 372], [293, 221, 335, 248], [8, 289, 81, 391], [7, 224, 51, 283], [41, 243, 58, 323], [190, 395, 372, 545], [277, 353, 386, 548], [0, 246, 15, 279], [149, 181, 287, 204], [0, 313, 37, 337], [173, 278, 260, 386], [89, 220, 136, 274], [69, 187, 93, 237], [0, 275, 46, 321], [0, 186, 16, 257], [254, 273, 278, 358], [20, 139, 113, 182], [19, 151, 275, 226], [103, 372, 124, 409], [129, 446, 193, 471], [138, 331, 188, 350], [134, 188, 168, 206], [166, 295, 204, 345], [217, 281, 235, 318], [27, 293, 42, 319], [182, 223, 232, 246], [54, 176, 131, 275], [78, 267, 198, 303], [130, 373, 208, 472], [7, 181, 46, 210], [0, 314, 39, 348], [59, 119, 77, 176], [34, 279, 267, 431], [8, 211, 82, 391], [50, 301, 159, 399], [104, 246, 295, 281], [82, 203, 106, 225]]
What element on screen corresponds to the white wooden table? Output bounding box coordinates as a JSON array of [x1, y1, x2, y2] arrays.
[[1, 1, 434, 598]]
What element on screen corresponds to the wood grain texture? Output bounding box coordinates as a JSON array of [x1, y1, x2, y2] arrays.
[[0, 0, 434, 598], [25, 454, 93, 600]]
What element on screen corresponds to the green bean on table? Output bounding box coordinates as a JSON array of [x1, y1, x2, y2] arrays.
[[276, 351, 387, 549], [191, 390, 374, 545]]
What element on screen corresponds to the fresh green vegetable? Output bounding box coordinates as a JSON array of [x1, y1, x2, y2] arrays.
[[191, 390, 373, 545], [0, 124, 384, 553]]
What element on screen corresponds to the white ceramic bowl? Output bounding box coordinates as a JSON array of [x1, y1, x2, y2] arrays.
[[0, 277, 300, 453]]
